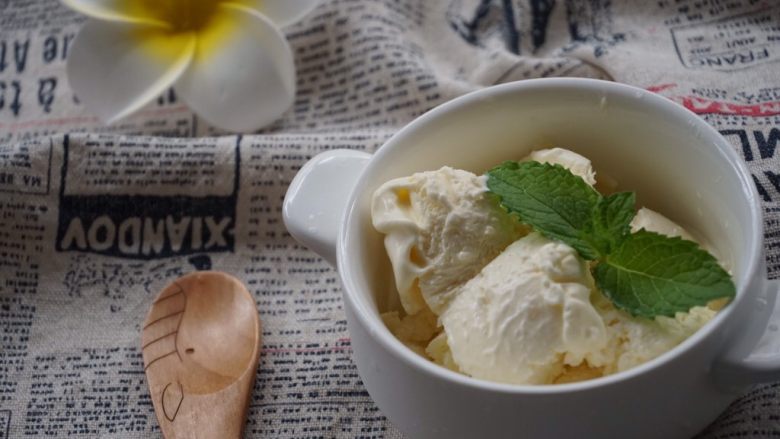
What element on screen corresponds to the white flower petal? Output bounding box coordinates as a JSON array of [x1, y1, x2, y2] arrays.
[[229, 0, 320, 27], [61, 0, 170, 27], [174, 4, 295, 132], [67, 20, 195, 123]]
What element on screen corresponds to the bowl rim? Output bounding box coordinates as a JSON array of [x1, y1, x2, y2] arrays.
[[339, 77, 763, 394]]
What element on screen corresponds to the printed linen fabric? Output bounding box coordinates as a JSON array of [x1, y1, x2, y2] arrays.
[[1, 0, 779, 437]]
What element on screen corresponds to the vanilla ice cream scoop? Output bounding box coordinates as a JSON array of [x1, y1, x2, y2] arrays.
[[441, 233, 608, 385], [630, 207, 695, 240], [371, 167, 524, 315], [525, 148, 597, 186]]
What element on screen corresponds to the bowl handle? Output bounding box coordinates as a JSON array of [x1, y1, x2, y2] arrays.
[[715, 279, 780, 388], [283, 149, 372, 266]]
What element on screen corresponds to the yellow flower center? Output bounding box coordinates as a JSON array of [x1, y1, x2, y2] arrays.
[[120, 0, 226, 31], [173, 1, 221, 31], [120, 0, 258, 62]]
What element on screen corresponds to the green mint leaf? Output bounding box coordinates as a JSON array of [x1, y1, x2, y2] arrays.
[[486, 161, 602, 259], [593, 230, 736, 318], [590, 192, 636, 254]]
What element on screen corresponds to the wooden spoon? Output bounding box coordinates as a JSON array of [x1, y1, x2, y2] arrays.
[[141, 271, 261, 438]]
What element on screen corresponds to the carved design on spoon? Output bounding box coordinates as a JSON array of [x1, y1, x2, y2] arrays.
[[162, 381, 184, 421], [142, 283, 186, 372]]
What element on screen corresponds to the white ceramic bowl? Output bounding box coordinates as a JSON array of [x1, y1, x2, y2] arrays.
[[283, 78, 780, 439]]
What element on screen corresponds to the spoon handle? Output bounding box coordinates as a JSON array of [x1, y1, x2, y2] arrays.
[[150, 370, 255, 439]]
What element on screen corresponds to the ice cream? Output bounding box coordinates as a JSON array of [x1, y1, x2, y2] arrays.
[[371, 166, 525, 315], [441, 232, 608, 384], [372, 148, 725, 385], [525, 147, 597, 187], [630, 207, 695, 241], [433, 209, 719, 384]]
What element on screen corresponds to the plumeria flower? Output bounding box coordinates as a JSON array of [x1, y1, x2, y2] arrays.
[[63, 0, 319, 132]]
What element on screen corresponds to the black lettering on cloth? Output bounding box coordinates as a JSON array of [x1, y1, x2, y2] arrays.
[[38, 77, 57, 113], [756, 128, 780, 160], [720, 129, 753, 161], [55, 136, 242, 259]]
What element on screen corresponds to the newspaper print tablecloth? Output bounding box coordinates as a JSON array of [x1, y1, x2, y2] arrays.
[[1, 0, 779, 437]]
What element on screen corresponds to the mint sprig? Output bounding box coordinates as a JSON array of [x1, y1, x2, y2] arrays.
[[486, 161, 735, 318], [487, 161, 606, 259], [594, 231, 735, 318], [592, 192, 636, 254]]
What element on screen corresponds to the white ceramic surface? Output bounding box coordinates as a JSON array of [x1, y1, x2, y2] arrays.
[[283, 78, 780, 439]]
